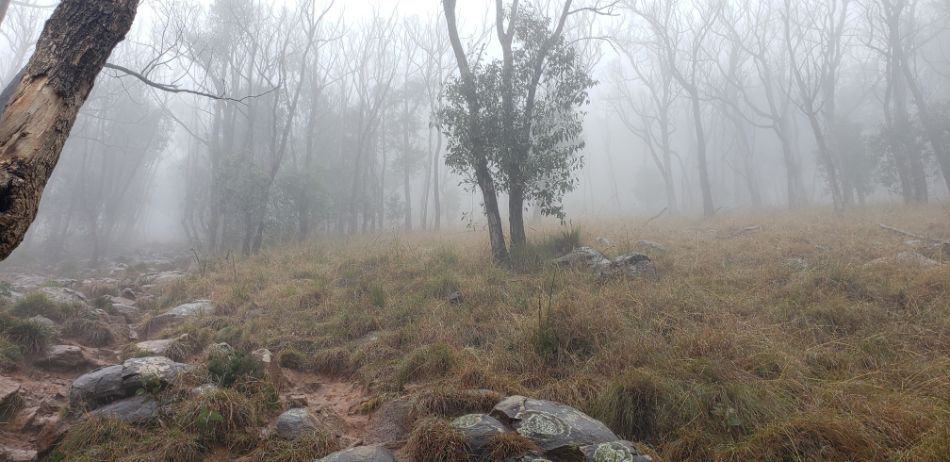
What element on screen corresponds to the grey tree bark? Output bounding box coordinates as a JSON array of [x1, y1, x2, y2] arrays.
[[0, 0, 140, 260]]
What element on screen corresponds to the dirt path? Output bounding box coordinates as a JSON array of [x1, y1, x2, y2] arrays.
[[281, 369, 372, 444]]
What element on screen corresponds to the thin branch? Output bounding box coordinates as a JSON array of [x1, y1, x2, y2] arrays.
[[102, 63, 274, 103]]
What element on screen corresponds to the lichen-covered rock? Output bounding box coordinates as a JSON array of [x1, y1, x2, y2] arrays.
[[452, 413, 508, 456], [69, 356, 190, 408], [316, 446, 398, 462], [89, 395, 159, 424], [276, 408, 320, 441], [599, 253, 656, 279], [580, 441, 652, 462], [552, 247, 610, 268], [0, 376, 21, 418], [491, 396, 619, 454]]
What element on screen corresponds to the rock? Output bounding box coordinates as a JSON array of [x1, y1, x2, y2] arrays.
[[275, 408, 321, 441], [69, 356, 190, 408], [190, 384, 219, 397], [89, 396, 160, 424], [636, 240, 667, 253], [285, 394, 308, 408], [133, 338, 179, 356], [600, 253, 656, 279], [895, 251, 940, 267], [121, 288, 137, 300], [0, 377, 22, 417], [0, 446, 37, 462], [111, 303, 141, 323], [38, 345, 92, 371], [364, 399, 413, 447], [141, 300, 214, 336], [146, 271, 186, 286], [491, 396, 619, 455], [451, 414, 508, 457], [552, 247, 610, 268], [37, 287, 86, 305], [785, 257, 809, 271], [579, 441, 652, 462], [252, 348, 286, 390], [448, 291, 463, 305], [316, 446, 398, 462], [35, 415, 70, 455]]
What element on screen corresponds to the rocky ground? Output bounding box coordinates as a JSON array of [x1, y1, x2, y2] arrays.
[[0, 250, 653, 462]]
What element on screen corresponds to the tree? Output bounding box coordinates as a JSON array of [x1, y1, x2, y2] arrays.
[[627, 0, 720, 218], [0, 0, 140, 260], [442, 0, 509, 263]]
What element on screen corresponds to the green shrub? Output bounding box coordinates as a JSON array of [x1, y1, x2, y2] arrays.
[[207, 350, 263, 388], [4, 319, 54, 355], [10, 293, 77, 322]]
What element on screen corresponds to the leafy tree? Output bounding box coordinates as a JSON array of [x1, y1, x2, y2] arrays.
[[439, 8, 593, 258]]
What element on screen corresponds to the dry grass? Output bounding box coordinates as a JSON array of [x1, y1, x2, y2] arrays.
[[100, 204, 950, 461], [404, 417, 472, 462]]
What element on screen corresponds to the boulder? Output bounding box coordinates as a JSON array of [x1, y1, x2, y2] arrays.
[[579, 441, 652, 462], [275, 408, 321, 441], [552, 247, 610, 268], [120, 288, 137, 300], [599, 253, 656, 279], [491, 396, 619, 454], [89, 396, 160, 424], [451, 413, 508, 457], [636, 240, 668, 253], [141, 300, 214, 336], [37, 287, 86, 305], [252, 348, 286, 390], [133, 338, 180, 357], [364, 399, 413, 447], [111, 303, 141, 323], [38, 345, 92, 371], [69, 356, 190, 408], [0, 445, 36, 462], [0, 377, 21, 417], [316, 446, 398, 462]]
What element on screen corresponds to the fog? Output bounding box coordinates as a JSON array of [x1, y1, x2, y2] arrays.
[[2, 0, 950, 264]]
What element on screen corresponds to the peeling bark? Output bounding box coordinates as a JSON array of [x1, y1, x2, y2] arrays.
[[0, 0, 139, 260]]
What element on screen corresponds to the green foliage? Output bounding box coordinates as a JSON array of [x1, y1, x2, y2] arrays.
[[439, 8, 594, 220], [207, 350, 263, 388], [10, 293, 77, 322], [396, 343, 457, 387], [277, 347, 306, 370], [2, 318, 54, 355]]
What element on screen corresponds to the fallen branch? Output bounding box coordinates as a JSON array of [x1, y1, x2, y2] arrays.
[[879, 224, 950, 245]]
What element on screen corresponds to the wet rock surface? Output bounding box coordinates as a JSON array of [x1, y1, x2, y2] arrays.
[[452, 413, 508, 456], [69, 356, 189, 408], [316, 445, 398, 462], [88, 395, 160, 424], [141, 300, 214, 337], [37, 345, 93, 372], [275, 407, 322, 441], [491, 396, 620, 453]]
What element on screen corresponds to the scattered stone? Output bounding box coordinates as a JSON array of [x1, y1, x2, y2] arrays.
[[895, 251, 941, 267], [37, 287, 86, 305], [146, 271, 186, 286], [70, 356, 190, 408], [316, 446, 398, 462], [552, 247, 610, 268], [0, 377, 22, 418], [364, 399, 413, 447], [252, 348, 286, 390], [491, 396, 619, 454], [579, 441, 652, 462], [121, 288, 137, 300], [448, 291, 463, 305], [596, 237, 613, 247], [89, 395, 159, 424], [0, 445, 37, 462], [452, 413, 508, 457], [636, 240, 667, 253], [785, 257, 809, 271], [600, 253, 656, 279], [141, 300, 214, 336], [37, 345, 92, 371], [275, 408, 321, 441], [110, 303, 141, 323], [133, 338, 179, 357]]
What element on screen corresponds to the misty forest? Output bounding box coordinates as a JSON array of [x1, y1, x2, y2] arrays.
[[0, 0, 948, 461]]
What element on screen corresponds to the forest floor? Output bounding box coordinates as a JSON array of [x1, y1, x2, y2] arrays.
[[2, 204, 949, 461]]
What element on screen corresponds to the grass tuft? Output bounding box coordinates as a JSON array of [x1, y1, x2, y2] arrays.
[[404, 417, 472, 462]]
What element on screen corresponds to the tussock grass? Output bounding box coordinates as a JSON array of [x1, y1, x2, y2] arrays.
[[57, 205, 948, 461], [1, 316, 54, 355], [404, 417, 472, 462], [483, 432, 539, 461]]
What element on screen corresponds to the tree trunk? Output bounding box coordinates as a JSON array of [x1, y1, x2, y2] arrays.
[[0, 0, 10, 28], [0, 0, 139, 260], [689, 91, 715, 217]]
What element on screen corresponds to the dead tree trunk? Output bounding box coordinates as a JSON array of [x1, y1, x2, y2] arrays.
[[0, 0, 140, 260]]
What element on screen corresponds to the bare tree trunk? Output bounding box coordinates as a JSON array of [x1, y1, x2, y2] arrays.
[[0, 0, 139, 260], [689, 91, 715, 217]]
